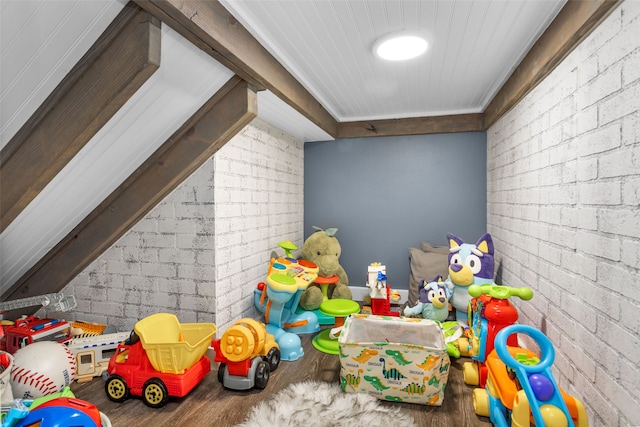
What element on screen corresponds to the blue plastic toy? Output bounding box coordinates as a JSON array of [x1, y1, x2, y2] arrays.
[[254, 256, 320, 360], [473, 324, 588, 426]]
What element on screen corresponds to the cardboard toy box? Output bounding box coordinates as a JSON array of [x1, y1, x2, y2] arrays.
[[338, 314, 450, 406]]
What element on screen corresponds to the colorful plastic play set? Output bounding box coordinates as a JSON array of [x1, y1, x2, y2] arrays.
[[0, 232, 589, 426]]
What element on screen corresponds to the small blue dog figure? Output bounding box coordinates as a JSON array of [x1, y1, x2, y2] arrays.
[[403, 276, 451, 322]]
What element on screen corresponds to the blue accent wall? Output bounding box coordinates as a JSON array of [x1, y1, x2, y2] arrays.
[[304, 132, 487, 290]]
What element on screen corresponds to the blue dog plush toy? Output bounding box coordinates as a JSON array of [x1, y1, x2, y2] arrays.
[[403, 275, 451, 322], [446, 233, 495, 324]]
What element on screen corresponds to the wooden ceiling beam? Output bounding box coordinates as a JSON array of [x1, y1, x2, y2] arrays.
[[1, 76, 257, 304], [483, 0, 622, 128], [0, 3, 161, 232], [134, 0, 338, 138], [337, 113, 485, 138]]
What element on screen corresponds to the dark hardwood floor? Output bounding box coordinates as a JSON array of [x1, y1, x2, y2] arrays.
[[71, 332, 492, 426]]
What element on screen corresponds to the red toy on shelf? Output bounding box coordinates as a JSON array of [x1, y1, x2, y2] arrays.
[[365, 263, 401, 317], [104, 313, 216, 408], [370, 284, 401, 317]]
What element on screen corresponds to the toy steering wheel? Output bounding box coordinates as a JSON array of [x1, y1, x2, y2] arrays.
[[494, 324, 554, 372]]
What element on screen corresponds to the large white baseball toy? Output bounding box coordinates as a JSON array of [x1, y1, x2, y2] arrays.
[[10, 341, 76, 399]]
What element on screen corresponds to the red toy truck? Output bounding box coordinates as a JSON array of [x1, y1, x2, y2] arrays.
[[104, 313, 216, 408], [1, 316, 72, 354]]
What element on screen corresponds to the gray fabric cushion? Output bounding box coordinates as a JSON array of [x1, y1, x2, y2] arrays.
[[407, 243, 449, 307]]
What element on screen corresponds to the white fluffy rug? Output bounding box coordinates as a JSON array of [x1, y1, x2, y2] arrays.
[[236, 380, 416, 427]]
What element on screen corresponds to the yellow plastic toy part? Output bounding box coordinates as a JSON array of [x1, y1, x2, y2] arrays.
[[220, 318, 267, 362], [572, 395, 589, 427], [511, 389, 531, 427], [473, 388, 490, 417], [239, 319, 267, 349], [539, 404, 569, 427], [222, 325, 255, 362], [134, 313, 217, 374], [463, 361, 479, 385]]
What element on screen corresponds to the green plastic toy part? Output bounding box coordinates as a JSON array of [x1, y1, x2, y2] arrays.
[[278, 240, 298, 258], [312, 225, 338, 237], [468, 284, 533, 301]]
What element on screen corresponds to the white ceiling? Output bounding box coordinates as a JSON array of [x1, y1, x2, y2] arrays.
[[0, 0, 566, 296], [221, 0, 566, 122]]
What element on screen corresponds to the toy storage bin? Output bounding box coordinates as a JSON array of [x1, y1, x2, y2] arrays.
[[338, 314, 450, 406]]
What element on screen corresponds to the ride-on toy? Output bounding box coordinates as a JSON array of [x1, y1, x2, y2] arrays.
[[104, 313, 216, 408], [458, 284, 533, 388], [212, 318, 280, 390], [473, 324, 588, 427], [254, 254, 320, 360]]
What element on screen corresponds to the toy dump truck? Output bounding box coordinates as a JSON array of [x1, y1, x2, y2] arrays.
[[212, 318, 280, 390], [104, 313, 216, 408]]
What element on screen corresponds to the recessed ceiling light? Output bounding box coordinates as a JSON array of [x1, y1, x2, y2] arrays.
[[373, 31, 428, 61]]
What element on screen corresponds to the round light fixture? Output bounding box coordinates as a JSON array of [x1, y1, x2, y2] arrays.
[[373, 31, 428, 61]]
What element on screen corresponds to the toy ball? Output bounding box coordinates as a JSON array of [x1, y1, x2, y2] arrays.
[[10, 341, 76, 399], [528, 373, 555, 402], [17, 397, 109, 427], [539, 403, 569, 427]]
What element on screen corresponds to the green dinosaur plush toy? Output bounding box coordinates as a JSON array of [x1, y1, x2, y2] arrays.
[[299, 226, 352, 310]]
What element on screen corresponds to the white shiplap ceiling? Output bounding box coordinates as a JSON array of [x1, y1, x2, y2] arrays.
[[1, 0, 567, 297], [220, 0, 566, 122]]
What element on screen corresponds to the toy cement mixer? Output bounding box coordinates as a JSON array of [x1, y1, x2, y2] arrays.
[[212, 318, 280, 391]]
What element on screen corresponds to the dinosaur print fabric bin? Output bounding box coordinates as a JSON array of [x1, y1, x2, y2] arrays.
[[338, 314, 450, 405]]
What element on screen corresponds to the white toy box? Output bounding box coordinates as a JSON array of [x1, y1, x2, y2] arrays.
[[338, 314, 450, 406]]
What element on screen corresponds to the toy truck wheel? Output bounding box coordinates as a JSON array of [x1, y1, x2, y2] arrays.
[[143, 378, 169, 408], [265, 347, 281, 372], [457, 337, 471, 357], [217, 363, 227, 384], [105, 375, 130, 403], [463, 361, 480, 385], [473, 388, 490, 416], [254, 360, 270, 389]]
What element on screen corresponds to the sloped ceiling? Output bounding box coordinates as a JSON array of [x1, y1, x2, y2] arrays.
[[0, 11, 234, 293], [0, 0, 621, 307]]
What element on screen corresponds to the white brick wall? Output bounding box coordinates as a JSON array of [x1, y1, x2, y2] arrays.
[[57, 119, 304, 334], [487, 3, 640, 426]]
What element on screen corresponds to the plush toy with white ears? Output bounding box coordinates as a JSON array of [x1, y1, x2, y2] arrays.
[[403, 275, 451, 322], [447, 233, 495, 324]]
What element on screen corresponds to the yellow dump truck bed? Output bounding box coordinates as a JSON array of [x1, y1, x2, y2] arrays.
[[134, 313, 217, 374]]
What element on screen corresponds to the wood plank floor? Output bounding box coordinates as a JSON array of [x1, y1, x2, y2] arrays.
[[71, 332, 492, 426]]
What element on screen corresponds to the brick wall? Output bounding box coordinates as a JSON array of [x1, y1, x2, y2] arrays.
[[59, 119, 304, 334], [487, 2, 639, 426]]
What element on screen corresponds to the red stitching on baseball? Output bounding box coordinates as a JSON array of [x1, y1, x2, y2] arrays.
[[12, 368, 60, 394]]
